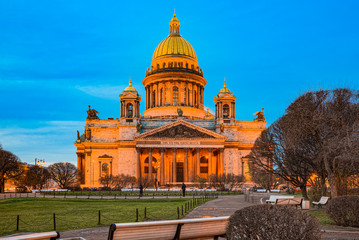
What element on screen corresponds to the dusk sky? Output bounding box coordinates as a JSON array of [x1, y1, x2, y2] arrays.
[[1, 0, 358, 166]]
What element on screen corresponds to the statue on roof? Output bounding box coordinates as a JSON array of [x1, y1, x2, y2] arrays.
[[254, 108, 265, 122], [86, 105, 99, 120], [177, 108, 183, 117]]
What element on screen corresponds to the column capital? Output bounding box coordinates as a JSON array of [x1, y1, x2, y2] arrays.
[[160, 148, 165, 153], [172, 148, 177, 152], [148, 148, 153, 153]]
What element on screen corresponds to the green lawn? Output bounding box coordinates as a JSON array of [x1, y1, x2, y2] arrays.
[[0, 197, 209, 237], [308, 209, 333, 226]]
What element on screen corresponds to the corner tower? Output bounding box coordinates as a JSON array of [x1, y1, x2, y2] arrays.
[[142, 14, 207, 119]]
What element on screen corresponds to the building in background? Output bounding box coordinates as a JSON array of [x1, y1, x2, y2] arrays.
[[75, 15, 266, 187]]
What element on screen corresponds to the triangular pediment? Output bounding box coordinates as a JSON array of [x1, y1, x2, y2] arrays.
[[136, 120, 226, 140], [120, 92, 139, 98]]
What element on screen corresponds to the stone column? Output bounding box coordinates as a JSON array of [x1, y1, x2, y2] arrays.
[[145, 86, 149, 109], [219, 149, 224, 175], [99, 161, 102, 178], [160, 148, 165, 185], [185, 81, 189, 106], [110, 161, 113, 176], [170, 80, 174, 106], [196, 148, 200, 177], [76, 153, 83, 182], [208, 148, 212, 176], [172, 148, 177, 183], [148, 148, 153, 179], [184, 148, 188, 182], [156, 82, 159, 107], [233, 103, 235, 118], [137, 148, 141, 181], [191, 83, 195, 107], [197, 84, 200, 108], [150, 84, 154, 108]]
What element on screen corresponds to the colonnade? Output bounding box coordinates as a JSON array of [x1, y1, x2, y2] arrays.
[[145, 81, 204, 110], [136, 147, 224, 184]]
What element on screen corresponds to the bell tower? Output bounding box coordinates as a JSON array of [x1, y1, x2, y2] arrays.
[[120, 79, 141, 118], [214, 80, 236, 122]]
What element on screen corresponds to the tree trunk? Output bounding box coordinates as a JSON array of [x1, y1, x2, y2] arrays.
[[0, 179, 4, 193], [300, 185, 309, 200], [328, 175, 337, 198]]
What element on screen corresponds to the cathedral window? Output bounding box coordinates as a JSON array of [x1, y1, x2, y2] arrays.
[[102, 163, 109, 177], [223, 104, 230, 118], [173, 86, 179, 106], [127, 103, 133, 118], [200, 156, 208, 175], [144, 157, 158, 173]]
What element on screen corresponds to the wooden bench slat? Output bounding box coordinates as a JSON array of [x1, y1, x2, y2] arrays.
[[3, 231, 59, 240], [109, 217, 229, 240]]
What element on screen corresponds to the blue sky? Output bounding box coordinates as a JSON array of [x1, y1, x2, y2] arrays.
[[1, 0, 358, 165]]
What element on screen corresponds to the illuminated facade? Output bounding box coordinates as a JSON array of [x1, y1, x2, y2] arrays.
[[75, 15, 266, 187]]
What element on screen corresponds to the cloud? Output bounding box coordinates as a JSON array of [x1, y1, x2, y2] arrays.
[[75, 83, 144, 100], [0, 121, 84, 165]]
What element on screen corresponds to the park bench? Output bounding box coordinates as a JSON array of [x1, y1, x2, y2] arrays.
[[275, 198, 303, 209], [3, 231, 59, 240], [312, 196, 329, 208], [265, 195, 294, 204], [256, 189, 267, 193], [107, 216, 229, 240]]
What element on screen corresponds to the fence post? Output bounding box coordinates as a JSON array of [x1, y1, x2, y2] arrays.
[[136, 208, 139, 222], [144, 207, 147, 219], [98, 210, 101, 225], [16, 215, 19, 231], [181, 205, 183, 215], [53, 213, 56, 230], [177, 207, 180, 219]]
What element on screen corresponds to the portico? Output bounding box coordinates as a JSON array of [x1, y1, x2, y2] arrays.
[[135, 120, 226, 185]]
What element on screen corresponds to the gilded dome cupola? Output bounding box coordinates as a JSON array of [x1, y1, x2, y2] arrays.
[[142, 14, 207, 119]]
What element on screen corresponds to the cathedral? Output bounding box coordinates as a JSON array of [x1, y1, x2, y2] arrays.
[[75, 14, 266, 187]]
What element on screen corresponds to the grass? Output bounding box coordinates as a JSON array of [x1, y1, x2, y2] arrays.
[[0, 197, 211, 237], [308, 209, 333, 226]]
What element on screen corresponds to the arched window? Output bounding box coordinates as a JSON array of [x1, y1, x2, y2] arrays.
[[173, 86, 179, 106], [127, 103, 133, 118], [223, 104, 230, 118], [102, 163, 109, 177], [144, 157, 158, 174]]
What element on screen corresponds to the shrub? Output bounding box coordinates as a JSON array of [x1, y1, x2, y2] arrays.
[[326, 195, 359, 227], [226, 205, 321, 240]]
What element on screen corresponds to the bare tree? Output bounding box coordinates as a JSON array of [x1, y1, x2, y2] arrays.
[[18, 165, 51, 190], [249, 117, 314, 199], [99, 175, 114, 190], [138, 176, 154, 189], [112, 174, 135, 190], [48, 162, 77, 189], [0, 148, 23, 193]]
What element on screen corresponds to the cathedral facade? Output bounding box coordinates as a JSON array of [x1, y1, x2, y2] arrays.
[[75, 15, 266, 187]]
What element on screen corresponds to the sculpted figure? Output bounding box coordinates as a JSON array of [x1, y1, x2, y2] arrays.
[[136, 122, 142, 132], [220, 123, 224, 133], [85, 128, 91, 140], [177, 108, 183, 117], [77, 130, 80, 140], [86, 105, 99, 120], [254, 108, 265, 122]]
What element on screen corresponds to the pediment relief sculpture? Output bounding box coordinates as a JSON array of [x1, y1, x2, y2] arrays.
[[145, 124, 215, 139]]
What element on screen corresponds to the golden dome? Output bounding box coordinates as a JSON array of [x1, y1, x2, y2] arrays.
[[124, 79, 136, 92], [219, 80, 231, 93], [152, 14, 197, 61]]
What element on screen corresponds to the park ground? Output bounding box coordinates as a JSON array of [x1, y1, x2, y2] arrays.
[[1, 193, 359, 239]]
